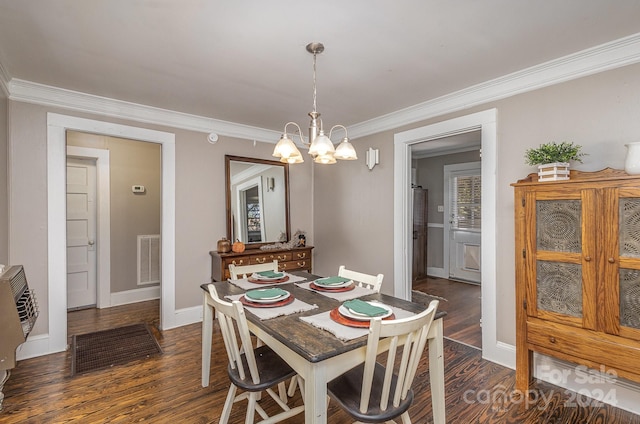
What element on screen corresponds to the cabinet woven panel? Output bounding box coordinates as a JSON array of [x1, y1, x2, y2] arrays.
[[619, 269, 640, 329], [619, 198, 640, 257], [536, 261, 582, 317], [536, 200, 581, 253]]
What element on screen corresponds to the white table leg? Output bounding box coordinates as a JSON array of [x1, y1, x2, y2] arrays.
[[202, 292, 213, 387], [304, 363, 328, 424], [428, 318, 446, 424]]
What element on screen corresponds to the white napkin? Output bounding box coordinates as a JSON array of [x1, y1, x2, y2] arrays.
[[227, 273, 307, 290], [299, 305, 415, 341], [295, 280, 377, 302], [225, 293, 318, 320]]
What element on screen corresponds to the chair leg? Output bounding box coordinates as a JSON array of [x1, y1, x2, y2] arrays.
[[277, 382, 287, 403], [219, 384, 237, 424], [245, 392, 258, 424], [287, 376, 298, 397], [400, 411, 412, 424]]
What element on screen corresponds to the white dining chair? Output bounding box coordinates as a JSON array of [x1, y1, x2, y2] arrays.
[[327, 299, 439, 424], [207, 284, 305, 424], [338, 265, 384, 292], [288, 266, 385, 399], [229, 260, 279, 279]]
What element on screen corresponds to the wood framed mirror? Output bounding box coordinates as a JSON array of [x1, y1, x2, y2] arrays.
[[225, 155, 290, 248]]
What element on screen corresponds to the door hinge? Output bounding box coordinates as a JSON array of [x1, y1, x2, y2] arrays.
[[521, 197, 525, 207], [523, 299, 527, 310], [522, 249, 526, 258]]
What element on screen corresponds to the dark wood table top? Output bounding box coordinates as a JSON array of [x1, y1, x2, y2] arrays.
[[202, 271, 445, 363]]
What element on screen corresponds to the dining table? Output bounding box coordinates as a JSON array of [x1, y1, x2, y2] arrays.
[[201, 271, 447, 424]]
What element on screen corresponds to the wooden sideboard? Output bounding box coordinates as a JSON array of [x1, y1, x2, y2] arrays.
[[210, 246, 314, 281]]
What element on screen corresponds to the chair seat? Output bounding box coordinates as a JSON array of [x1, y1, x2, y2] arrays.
[[328, 362, 414, 423], [228, 344, 297, 392]]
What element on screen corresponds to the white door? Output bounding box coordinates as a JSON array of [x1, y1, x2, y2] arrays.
[[444, 162, 482, 284], [66, 157, 97, 309]]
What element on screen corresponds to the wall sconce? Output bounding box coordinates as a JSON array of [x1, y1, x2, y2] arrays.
[[266, 176, 275, 191], [365, 147, 379, 170]]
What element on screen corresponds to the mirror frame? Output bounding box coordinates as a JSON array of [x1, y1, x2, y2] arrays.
[[225, 155, 291, 248]]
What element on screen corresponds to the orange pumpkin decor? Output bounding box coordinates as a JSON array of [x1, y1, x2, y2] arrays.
[[232, 239, 245, 253]]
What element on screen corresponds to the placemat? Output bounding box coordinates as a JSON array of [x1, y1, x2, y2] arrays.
[[295, 280, 376, 301], [300, 305, 415, 341], [225, 293, 317, 320], [227, 273, 307, 290]]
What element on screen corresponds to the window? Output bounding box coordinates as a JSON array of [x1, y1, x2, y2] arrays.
[[451, 174, 481, 230]]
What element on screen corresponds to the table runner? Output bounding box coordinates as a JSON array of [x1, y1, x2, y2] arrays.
[[295, 281, 376, 302], [300, 305, 415, 341], [225, 293, 318, 320], [227, 273, 308, 290]]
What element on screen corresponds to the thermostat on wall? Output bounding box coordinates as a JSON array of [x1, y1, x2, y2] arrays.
[[132, 185, 146, 193]]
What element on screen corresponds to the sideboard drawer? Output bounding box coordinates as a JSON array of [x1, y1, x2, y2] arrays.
[[249, 252, 292, 264], [210, 247, 313, 281]]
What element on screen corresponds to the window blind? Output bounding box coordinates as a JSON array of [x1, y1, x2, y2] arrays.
[[451, 174, 481, 230]]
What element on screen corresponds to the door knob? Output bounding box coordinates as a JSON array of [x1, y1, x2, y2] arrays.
[[88, 240, 95, 246]]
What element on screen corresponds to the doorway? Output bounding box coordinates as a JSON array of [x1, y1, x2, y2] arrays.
[[410, 136, 482, 348], [394, 109, 514, 367], [47, 113, 176, 355], [66, 132, 162, 316]]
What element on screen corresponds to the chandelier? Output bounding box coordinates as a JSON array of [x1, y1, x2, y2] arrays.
[[272, 42, 357, 164]]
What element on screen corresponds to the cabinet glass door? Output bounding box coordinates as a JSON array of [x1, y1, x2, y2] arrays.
[[535, 199, 583, 318], [618, 196, 640, 337]]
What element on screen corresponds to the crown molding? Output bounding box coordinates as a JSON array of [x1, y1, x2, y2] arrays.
[[4, 32, 640, 141], [7, 78, 280, 143], [348, 32, 640, 139]]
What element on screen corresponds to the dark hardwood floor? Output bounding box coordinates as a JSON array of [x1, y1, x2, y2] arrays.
[[1, 299, 638, 423], [414, 276, 482, 349]]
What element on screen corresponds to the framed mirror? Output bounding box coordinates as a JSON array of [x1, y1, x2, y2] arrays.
[[225, 155, 290, 247]]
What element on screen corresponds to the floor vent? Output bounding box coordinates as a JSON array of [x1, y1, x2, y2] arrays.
[[138, 235, 161, 285]]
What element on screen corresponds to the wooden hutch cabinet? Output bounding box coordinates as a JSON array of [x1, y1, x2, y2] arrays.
[[210, 246, 313, 281], [513, 168, 640, 392]]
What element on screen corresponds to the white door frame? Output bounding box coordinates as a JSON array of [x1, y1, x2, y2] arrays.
[[66, 146, 111, 309], [394, 109, 514, 367], [47, 113, 176, 354]]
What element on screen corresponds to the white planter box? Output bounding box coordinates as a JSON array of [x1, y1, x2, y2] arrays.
[[538, 162, 570, 181]]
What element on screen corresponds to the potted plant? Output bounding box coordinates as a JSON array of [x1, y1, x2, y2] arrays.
[[524, 141, 585, 181]]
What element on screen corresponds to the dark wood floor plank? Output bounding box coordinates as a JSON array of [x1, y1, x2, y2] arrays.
[[414, 276, 482, 348], [1, 299, 638, 423]]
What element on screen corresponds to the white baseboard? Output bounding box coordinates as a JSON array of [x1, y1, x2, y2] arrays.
[[168, 305, 202, 329], [110, 285, 160, 307], [15, 333, 55, 361], [426, 267, 447, 278]]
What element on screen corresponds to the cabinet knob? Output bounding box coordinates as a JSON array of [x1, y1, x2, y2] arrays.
[[608, 257, 615, 264], [255, 257, 266, 264], [297, 253, 306, 259], [232, 259, 244, 266], [297, 261, 306, 267], [584, 256, 591, 262], [549, 336, 556, 344]]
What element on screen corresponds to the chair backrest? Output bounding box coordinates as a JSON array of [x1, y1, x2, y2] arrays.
[[229, 260, 279, 279], [359, 299, 439, 414], [207, 284, 261, 384], [337, 265, 384, 292]]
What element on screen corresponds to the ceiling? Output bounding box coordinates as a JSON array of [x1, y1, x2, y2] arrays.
[[2, 1, 640, 136]]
